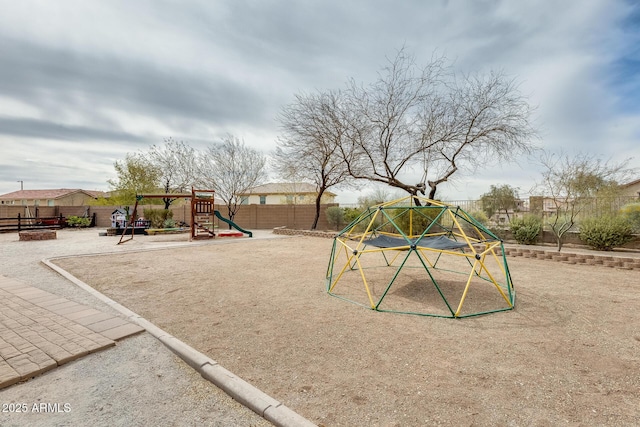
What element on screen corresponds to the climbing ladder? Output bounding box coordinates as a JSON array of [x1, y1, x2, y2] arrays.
[[191, 188, 216, 240]]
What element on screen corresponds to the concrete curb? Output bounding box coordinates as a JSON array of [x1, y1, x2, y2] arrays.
[[42, 257, 317, 427]]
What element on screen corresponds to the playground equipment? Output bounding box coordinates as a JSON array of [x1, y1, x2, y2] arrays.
[[117, 188, 252, 244], [190, 189, 252, 238], [326, 195, 515, 318], [191, 189, 216, 239]]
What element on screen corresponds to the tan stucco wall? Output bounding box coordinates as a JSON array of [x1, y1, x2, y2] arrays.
[[622, 181, 640, 198]]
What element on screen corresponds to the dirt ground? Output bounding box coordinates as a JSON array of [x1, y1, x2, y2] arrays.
[[53, 234, 640, 426]]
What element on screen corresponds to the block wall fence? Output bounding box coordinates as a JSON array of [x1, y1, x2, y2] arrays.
[[0, 203, 638, 249], [0, 203, 339, 231]]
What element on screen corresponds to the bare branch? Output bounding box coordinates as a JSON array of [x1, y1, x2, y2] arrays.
[[198, 135, 267, 224]]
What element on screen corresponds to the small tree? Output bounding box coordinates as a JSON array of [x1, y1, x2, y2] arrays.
[[198, 135, 266, 225], [146, 139, 199, 209], [480, 184, 520, 222], [107, 153, 162, 205], [274, 90, 354, 229], [534, 151, 635, 251], [326, 206, 346, 231]]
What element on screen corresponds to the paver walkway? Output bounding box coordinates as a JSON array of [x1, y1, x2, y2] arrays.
[[0, 275, 143, 389]]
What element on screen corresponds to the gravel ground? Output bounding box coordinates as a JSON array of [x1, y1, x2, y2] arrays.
[[51, 234, 640, 426], [0, 229, 274, 427]]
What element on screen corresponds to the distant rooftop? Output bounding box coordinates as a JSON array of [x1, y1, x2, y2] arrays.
[[0, 188, 105, 200]]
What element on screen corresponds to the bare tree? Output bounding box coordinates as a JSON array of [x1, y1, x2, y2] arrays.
[[339, 49, 537, 202], [274, 90, 354, 229], [198, 134, 266, 225], [534, 151, 635, 251], [480, 184, 520, 222], [357, 185, 399, 209], [146, 138, 199, 208]]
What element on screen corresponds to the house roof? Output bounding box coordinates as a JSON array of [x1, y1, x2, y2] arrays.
[[0, 189, 104, 200], [241, 182, 336, 196], [622, 178, 640, 188]]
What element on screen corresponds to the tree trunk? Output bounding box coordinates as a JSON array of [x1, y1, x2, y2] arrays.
[[311, 188, 325, 230], [227, 205, 234, 229]]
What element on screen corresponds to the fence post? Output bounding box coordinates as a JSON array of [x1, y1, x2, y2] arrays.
[[17, 213, 21, 231]]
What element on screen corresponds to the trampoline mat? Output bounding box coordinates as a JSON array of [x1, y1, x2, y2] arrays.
[[364, 234, 469, 250]]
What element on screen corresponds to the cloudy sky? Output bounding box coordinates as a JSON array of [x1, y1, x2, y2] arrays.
[[1, 0, 639, 203]]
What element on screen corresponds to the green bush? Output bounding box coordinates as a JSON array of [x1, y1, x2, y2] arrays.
[[509, 215, 542, 245], [466, 210, 489, 225], [66, 216, 91, 227], [326, 206, 346, 231], [143, 209, 174, 228], [579, 215, 634, 251], [487, 226, 508, 240], [343, 207, 363, 225], [620, 203, 640, 232], [457, 210, 489, 236], [392, 206, 444, 236]]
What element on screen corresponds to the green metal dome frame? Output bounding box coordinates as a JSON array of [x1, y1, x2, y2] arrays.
[[326, 195, 515, 318]]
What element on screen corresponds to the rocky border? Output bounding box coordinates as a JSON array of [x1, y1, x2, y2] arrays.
[[272, 227, 336, 239], [503, 247, 640, 271], [272, 228, 640, 271]]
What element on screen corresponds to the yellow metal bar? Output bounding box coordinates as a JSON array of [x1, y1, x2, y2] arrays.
[[409, 205, 413, 237], [476, 258, 513, 306], [417, 247, 476, 258], [454, 259, 479, 316], [416, 248, 436, 268], [328, 254, 355, 293], [450, 231, 482, 243], [329, 239, 355, 292], [387, 249, 405, 266], [449, 210, 476, 255], [353, 209, 382, 252], [329, 237, 387, 309], [359, 245, 411, 254], [355, 256, 376, 308], [457, 211, 484, 240], [478, 243, 508, 277]]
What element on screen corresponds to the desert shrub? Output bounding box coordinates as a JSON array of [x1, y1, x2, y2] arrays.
[[163, 218, 176, 228], [620, 202, 640, 232], [66, 216, 91, 227], [509, 215, 542, 245], [392, 206, 444, 236], [456, 210, 489, 236], [466, 210, 489, 225], [487, 226, 508, 240], [143, 209, 173, 228], [326, 206, 346, 231], [579, 215, 634, 251], [343, 207, 363, 226]]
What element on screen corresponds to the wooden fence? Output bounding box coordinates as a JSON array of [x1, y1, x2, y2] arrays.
[[0, 213, 97, 232]]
